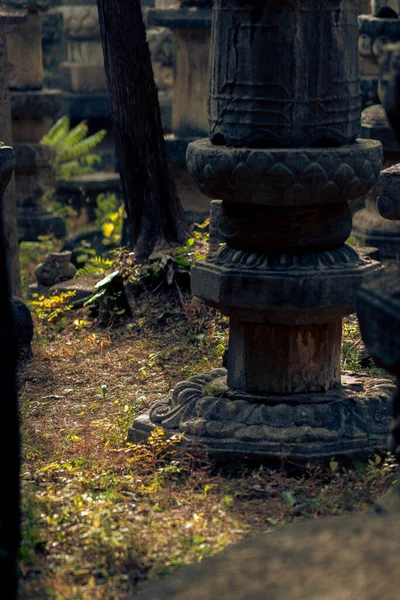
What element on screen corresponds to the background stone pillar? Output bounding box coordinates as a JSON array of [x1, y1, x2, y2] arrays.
[[130, 0, 395, 461], [355, 5, 400, 257], [5, 2, 65, 242], [0, 8, 26, 296], [146, 0, 212, 223]]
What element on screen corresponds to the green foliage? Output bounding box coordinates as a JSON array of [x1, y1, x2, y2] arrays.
[[41, 116, 106, 180], [341, 318, 363, 372], [30, 291, 77, 323], [95, 193, 125, 246], [83, 270, 128, 322], [76, 256, 113, 278]]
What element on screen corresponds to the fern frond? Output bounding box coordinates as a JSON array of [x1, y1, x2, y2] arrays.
[[55, 130, 107, 164], [55, 159, 81, 179], [75, 256, 113, 278], [41, 116, 70, 146], [61, 121, 89, 148]]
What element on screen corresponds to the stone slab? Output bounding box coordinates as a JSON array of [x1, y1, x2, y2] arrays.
[[11, 89, 62, 119], [133, 503, 400, 600], [49, 274, 98, 301], [56, 172, 121, 193], [147, 8, 212, 29]]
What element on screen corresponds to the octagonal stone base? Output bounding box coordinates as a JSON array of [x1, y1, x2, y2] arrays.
[[353, 203, 400, 259], [128, 368, 395, 462]]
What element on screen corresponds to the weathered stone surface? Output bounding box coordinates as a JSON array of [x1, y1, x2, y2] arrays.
[[133, 509, 400, 600], [35, 251, 76, 286], [209, 0, 361, 148], [361, 104, 400, 151], [59, 4, 100, 39], [14, 142, 55, 209], [7, 11, 44, 90], [216, 202, 352, 252], [9, 295, 33, 348], [0, 10, 25, 296], [171, 28, 209, 137], [186, 140, 382, 206], [11, 89, 63, 120], [359, 14, 400, 67], [353, 196, 400, 257], [49, 273, 97, 301], [376, 163, 400, 219], [147, 7, 212, 29], [191, 245, 379, 325], [371, 1, 400, 16], [0, 144, 18, 293], [17, 209, 66, 242], [129, 368, 394, 460], [358, 269, 400, 374], [226, 320, 343, 394], [56, 172, 121, 220]]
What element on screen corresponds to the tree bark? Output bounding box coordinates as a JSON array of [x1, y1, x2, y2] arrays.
[[96, 0, 190, 259]]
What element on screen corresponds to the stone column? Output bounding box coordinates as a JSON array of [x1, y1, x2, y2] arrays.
[[0, 8, 26, 295], [146, 0, 212, 223], [130, 0, 395, 462], [355, 5, 400, 257], [6, 2, 65, 242]]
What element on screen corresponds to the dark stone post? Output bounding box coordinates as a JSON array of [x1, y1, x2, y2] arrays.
[[130, 0, 395, 461], [355, 2, 400, 257]]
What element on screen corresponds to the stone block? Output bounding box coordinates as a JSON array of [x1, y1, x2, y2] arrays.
[[191, 245, 379, 325], [7, 12, 44, 90]]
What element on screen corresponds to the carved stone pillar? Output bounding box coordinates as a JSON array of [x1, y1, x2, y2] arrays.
[[146, 0, 212, 223], [0, 8, 26, 295], [5, 2, 65, 242], [129, 0, 395, 461], [355, 14, 400, 257], [358, 163, 400, 456]]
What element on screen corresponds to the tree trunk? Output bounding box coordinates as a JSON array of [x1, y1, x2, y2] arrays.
[[96, 0, 190, 259]]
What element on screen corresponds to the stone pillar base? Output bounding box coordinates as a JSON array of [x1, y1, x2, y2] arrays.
[[129, 368, 394, 462], [17, 208, 66, 242], [353, 201, 400, 258]]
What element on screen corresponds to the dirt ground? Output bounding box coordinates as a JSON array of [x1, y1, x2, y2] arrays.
[[18, 285, 399, 600]]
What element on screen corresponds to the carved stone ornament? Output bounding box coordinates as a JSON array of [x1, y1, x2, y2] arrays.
[[130, 369, 394, 460], [186, 139, 382, 206], [60, 5, 100, 40], [191, 245, 378, 325]]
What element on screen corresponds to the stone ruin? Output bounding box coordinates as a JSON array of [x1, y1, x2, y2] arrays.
[[40, 0, 214, 223], [146, 0, 212, 224], [355, 0, 400, 257], [5, 0, 66, 242], [129, 0, 396, 462], [132, 19, 400, 600]]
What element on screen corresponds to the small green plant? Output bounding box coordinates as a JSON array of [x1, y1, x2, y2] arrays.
[[75, 255, 113, 278], [41, 116, 106, 180], [30, 290, 77, 323], [97, 384, 108, 399], [95, 193, 125, 246], [341, 318, 363, 372]]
